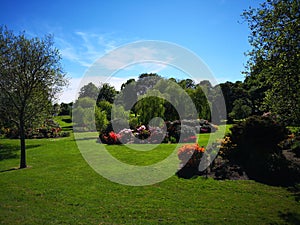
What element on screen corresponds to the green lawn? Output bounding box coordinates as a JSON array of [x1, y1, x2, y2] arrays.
[[0, 130, 299, 224]]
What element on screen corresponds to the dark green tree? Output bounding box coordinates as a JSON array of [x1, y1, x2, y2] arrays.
[[188, 86, 211, 120], [243, 0, 300, 125], [78, 82, 99, 100], [118, 79, 137, 111], [97, 83, 117, 104], [217, 81, 249, 121], [0, 26, 67, 168], [59, 102, 73, 116], [229, 98, 252, 120], [135, 73, 160, 95]]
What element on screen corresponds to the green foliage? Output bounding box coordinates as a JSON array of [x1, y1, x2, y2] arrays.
[[94, 107, 108, 132], [134, 95, 165, 125], [217, 81, 250, 122], [229, 98, 252, 120], [72, 97, 97, 131], [2, 119, 71, 139], [118, 79, 137, 111], [129, 117, 139, 129], [165, 121, 196, 143], [111, 104, 129, 121], [78, 82, 99, 100], [97, 83, 117, 103], [188, 86, 211, 120], [243, 0, 300, 125], [226, 115, 293, 184], [72, 106, 95, 131], [97, 100, 112, 120], [74, 97, 95, 108], [58, 102, 73, 116]]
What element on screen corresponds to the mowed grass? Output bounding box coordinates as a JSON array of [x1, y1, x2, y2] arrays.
[[0, 131, 300, 224]]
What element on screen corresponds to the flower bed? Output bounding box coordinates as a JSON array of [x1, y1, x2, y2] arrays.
[[177, 143, 205, 168], [99, 123, 197, 145]]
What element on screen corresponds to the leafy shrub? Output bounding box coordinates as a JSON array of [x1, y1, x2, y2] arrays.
[[178, 144, 205, 168], [134, 125, 150, 141], [165, 121, 196, 143], [3, 119, 66, 139], [129, 117, 139, 129], [105, 118, 129, 134], [176, 144, 206, 179], [224, 115, 292, 184], [95, 107, 109, 132], [60, 131, 71, 137]]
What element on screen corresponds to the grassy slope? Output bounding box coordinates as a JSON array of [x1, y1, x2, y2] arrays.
[[0, 125, 299, 224]]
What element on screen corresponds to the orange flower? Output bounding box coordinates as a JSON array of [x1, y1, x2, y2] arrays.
[[177, 144, 205, 167]]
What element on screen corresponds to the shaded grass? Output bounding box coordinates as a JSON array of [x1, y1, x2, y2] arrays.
[[54, 115, 73, 131], [0, 139, 40, 162], [0, 133, 299, 224]]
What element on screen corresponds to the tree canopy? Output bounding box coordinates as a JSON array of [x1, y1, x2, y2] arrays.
[[243, 0, 300, 125], [78, 82, 99, 100]]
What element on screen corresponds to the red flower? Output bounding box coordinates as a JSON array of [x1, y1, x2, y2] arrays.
[[109, 131, 119, 142]]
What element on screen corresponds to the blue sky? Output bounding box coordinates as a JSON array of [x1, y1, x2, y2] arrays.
[[1, 0, 264, 102]]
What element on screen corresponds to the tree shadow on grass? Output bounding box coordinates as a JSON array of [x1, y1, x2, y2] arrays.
[[62, 125, 73, 131], [0, 144, 19, 161], [176, 166, 203, 179], [279, 211, 300, 225], [0, 144, 40, 161]]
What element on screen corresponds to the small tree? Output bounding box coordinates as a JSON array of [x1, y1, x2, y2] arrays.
[[0, 26, 67, 168]]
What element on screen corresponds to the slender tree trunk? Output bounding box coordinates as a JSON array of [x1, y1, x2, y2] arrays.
[[19, 119, 26, 169]]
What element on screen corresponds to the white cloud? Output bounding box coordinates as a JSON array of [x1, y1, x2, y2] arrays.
[[56, 31, 121, 68], [57, 75, 129, 103]]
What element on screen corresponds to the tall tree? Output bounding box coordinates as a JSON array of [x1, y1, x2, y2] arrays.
[[117, 79, 137, 111], [0, 27, 67, 168], [78, 82, 99, 100], [97, 83, 117, 104], [243, 0, 300, 125], [217, 81, 249, 120]]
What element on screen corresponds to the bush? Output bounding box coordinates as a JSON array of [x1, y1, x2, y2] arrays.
[[129, 117, 139, 129], [118, 128, 134, 144], [224, 115, 292, 184], [178, 144, 205, 168], [165, 121, 196, 143], [3, 119, 66, 139], [148, 126, 166, 144], [99, 131, 121, 145], [176, 144, 206, 179]]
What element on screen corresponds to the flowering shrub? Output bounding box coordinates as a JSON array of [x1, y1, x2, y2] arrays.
[[2, 119, 68, 139], [99, 120, 202, 145], [100, 131, 121, 145], [216, 136, 235, 158], [118, 128, 134, 144], [148, 126, 166, 144], [178, 143, 205, 168], [134, 125, 150, 142], [165, 121, 197, 143]]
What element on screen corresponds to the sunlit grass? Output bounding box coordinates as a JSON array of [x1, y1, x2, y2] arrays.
[[0, 123, 299, 224]]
